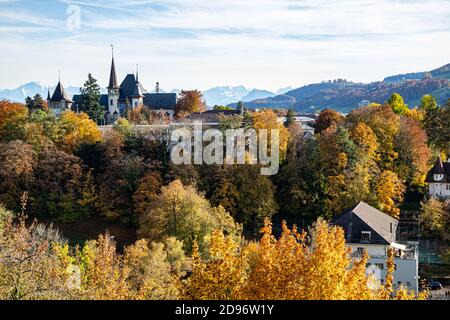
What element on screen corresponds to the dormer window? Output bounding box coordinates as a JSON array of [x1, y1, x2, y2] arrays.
[[434, 174, 444, 181], [361, 231, 371, 242]]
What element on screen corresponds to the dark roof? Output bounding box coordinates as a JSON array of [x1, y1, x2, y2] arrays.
[[331, 201, 398, 245], [425, 156, 450, 183], [50, 81, 73, 102], [47, 89, 51, 100], [108, 57, 118, 89], [144, 93, 177, 110], [119, 74, 137, 100]]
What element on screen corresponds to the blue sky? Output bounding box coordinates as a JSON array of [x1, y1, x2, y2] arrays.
[[0, 0, 449, 91]]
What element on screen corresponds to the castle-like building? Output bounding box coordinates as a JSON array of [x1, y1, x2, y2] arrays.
[[47, 50, 177, 124]]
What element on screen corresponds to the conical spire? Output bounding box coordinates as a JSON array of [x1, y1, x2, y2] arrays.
[[435, 155, 445, 174], [47, 88, 51, 100], [50, 80, 72, 102], [108, 45, 118, 89]]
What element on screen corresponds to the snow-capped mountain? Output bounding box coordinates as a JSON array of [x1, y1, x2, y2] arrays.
[[241, 89, 275, 102], [0, 82, 289, 107], [276, 86, 294, 95], [203, 86, 251, 106], [0, 82, 83, 102]]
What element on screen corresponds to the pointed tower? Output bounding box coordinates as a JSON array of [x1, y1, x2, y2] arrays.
[[49, 75, 73, 117], [131, 64, 144, 108], [46, 88, 51, 106], [107, 45, 120, 117]]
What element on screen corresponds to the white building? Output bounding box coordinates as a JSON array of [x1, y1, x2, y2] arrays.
[[425, 155, 450, 199], [332, 201, 419, 292]]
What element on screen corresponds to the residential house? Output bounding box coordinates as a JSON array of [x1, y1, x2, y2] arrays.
[[332, 201, 419, 292]]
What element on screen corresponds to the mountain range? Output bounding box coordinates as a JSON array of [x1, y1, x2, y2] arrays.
[[2, 64, 449, 113], [229, 64, 450, 113], [0, 82, 291, 108]]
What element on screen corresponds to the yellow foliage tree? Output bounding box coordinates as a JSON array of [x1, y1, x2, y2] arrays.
[[375, 170, 405, 218], [252, 109, 289, 161], [60, 111, 103, 152]]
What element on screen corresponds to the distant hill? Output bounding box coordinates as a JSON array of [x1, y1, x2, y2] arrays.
[[230, 64, 450, 112]]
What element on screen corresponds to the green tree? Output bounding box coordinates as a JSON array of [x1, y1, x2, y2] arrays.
[[387, 93, 408, 115], [25, 94, 47, 112], [80, 73, 103, 124], [419, 94, 437, 112]]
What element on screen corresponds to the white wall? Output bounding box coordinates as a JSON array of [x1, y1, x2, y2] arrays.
[[367, 256, 419, 292], [429, 182, 450, 198]]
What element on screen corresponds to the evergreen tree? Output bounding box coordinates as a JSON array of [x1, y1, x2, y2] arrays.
[[284, 108, 295, 127], [25, 94, 47, 112], [80, 73, 103, 124]]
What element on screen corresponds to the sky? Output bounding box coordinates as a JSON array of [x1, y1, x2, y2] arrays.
[[0, 0, 449, 91]]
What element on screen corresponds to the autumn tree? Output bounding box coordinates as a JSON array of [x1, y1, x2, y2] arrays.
[[183, 231, 248, 299], [59, 111, 103, 152], [420, 198, 448, 236], [96, 154, 147, 224], [75, 234, 131, 300], [0, 215, 72, 300], [0, 140, 35, 211], [31, 144, 94, 222], [0, 100, 28, 141], [394, 117, 431, 185], [132, 171, 163, 217], [347, 103, 400, 170], [374, 170, 405, 218], [138, 179, 241, 254], [175, 90, 206, 118], [314, 108, 344, 134], [252, 109, 289, 161], [123, 239, 180, 299]]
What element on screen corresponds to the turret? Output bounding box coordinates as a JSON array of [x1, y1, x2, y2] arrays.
[[107, 45, 120, 116]]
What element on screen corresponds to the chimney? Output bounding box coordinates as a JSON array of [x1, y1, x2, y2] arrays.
[[155, 82, 160, 94]]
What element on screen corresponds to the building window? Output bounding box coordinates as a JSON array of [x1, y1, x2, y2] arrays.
[[347, 222, 352, 241], [406, 281, 411, 287], [446, 184, 450, 190], [110, 100, 113, 105], [375, 263, 384, 270], [361, 231, 371, 242], [357, 247, 366, 256]]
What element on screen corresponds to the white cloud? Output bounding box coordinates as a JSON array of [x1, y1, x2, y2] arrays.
[[0, 0, 449, 91]]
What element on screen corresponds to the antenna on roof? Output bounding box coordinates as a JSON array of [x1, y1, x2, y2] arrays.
[[136, 64, 139, 82]]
